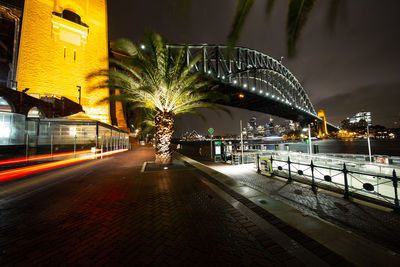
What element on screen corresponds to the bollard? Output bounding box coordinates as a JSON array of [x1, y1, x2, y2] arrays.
[[311, 160, 316, 191], [287, 156, 292, 182], [101, 136, 104, 159], [256, 154, 260, 173], [95, 135, 98, 159], [74, 135, 77, 158], [343, 163, 350, 199], [50, 134, 54, 161], [392, 170, 399, 213], [25, 133, 29, 163]]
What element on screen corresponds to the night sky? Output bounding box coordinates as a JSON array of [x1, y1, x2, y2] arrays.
[[108, 0, 400, 136]]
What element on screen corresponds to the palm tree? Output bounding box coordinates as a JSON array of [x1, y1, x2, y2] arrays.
[[107, 32, 226, 165]]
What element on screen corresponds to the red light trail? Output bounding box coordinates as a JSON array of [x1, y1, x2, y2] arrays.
[[0, 149, 99, 166], [0, 149, 127, 183]]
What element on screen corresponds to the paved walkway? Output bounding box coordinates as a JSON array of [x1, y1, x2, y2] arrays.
[[0, 147, 397, 266], [203, 162, 400, 255]]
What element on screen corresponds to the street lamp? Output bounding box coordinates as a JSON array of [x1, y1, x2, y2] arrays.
[[240, 120, 244, 164], [364, 113, 372, 162], [303, 124, 312, 155]]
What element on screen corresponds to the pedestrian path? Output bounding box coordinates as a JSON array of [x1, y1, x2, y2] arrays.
[[178, 155, 400, 265], [0, 147, 398, 266]]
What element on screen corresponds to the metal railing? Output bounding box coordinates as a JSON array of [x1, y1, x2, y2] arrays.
[[255, 153, 400, 212]]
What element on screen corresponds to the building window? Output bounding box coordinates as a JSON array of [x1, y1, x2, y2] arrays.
[[27, 107, 44, 118], [62, 10, 81, 25]]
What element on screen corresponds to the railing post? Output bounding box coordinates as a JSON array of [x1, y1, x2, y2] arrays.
[[311, 160, 316, 191], [270, 155, 274, 176], [256, 154, 260, 173], [343, 163, 350, 200], [288, 156, 292, 182], [392, 170, 399, 213]]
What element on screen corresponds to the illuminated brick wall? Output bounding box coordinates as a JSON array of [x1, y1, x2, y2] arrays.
[[16, 0, 110, 124]]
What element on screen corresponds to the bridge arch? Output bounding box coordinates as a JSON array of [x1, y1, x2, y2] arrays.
[[167, 44, 337, 129]]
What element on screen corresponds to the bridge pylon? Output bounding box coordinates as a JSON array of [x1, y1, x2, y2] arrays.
[[317, 110, 328, 137]]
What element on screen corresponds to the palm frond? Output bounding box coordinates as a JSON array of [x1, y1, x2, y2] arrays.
[[265, 0, 276, 17], [326, 0, 347, 33], [286, 0, 316, 57], [111, 39, 138, 57], [226, 0, 255, 57]]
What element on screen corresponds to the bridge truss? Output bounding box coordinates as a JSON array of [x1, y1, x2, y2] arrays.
[[167, 44, 337, 130]]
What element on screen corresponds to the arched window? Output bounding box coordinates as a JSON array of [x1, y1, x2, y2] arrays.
[[27, 107, 44, 118], [0, 97, 12, 112], [62, 10, 81, 25]]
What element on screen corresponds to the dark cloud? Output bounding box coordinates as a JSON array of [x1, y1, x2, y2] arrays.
[[316, 83, 400, 127]]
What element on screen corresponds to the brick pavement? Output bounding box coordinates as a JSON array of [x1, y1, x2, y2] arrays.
[[204, 162, 400, 255], [0, 147, 349, 266]]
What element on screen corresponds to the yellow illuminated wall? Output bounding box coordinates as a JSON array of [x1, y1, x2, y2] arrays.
[[16, 0, 110, 124]]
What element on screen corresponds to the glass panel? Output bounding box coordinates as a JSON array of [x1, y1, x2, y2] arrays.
[[0, 111, 25, 145], [27, 107, 43, 118], [0, 97, 12, 112]]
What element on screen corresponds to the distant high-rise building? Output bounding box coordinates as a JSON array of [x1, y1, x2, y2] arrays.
[[350, 112, 372, 126], [246, 116, 257, 138], [265, 121, 275, 136], [256, 125, 265, 137]]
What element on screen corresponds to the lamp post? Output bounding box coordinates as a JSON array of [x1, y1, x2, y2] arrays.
[[364, 114, 372, 162], [302, 124, 312, 155], [367, 124, 372, 162], [240, 120, 244, 164], [208, 127, 214, 160], [210, 134, 213, 160], [308, 124, 312, 156]]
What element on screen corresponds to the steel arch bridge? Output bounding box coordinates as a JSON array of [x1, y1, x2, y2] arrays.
[[167, 44, 337, 130]]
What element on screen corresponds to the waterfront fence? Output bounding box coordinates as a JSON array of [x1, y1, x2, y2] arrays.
[[255, 151, 400, 212]]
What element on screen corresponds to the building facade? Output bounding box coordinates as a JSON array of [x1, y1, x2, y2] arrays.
[[349, 111, 372, 126], [16, 0, 110, 124]]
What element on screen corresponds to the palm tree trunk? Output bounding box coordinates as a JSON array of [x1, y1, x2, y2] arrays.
[[154, 111, 175, 165]]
